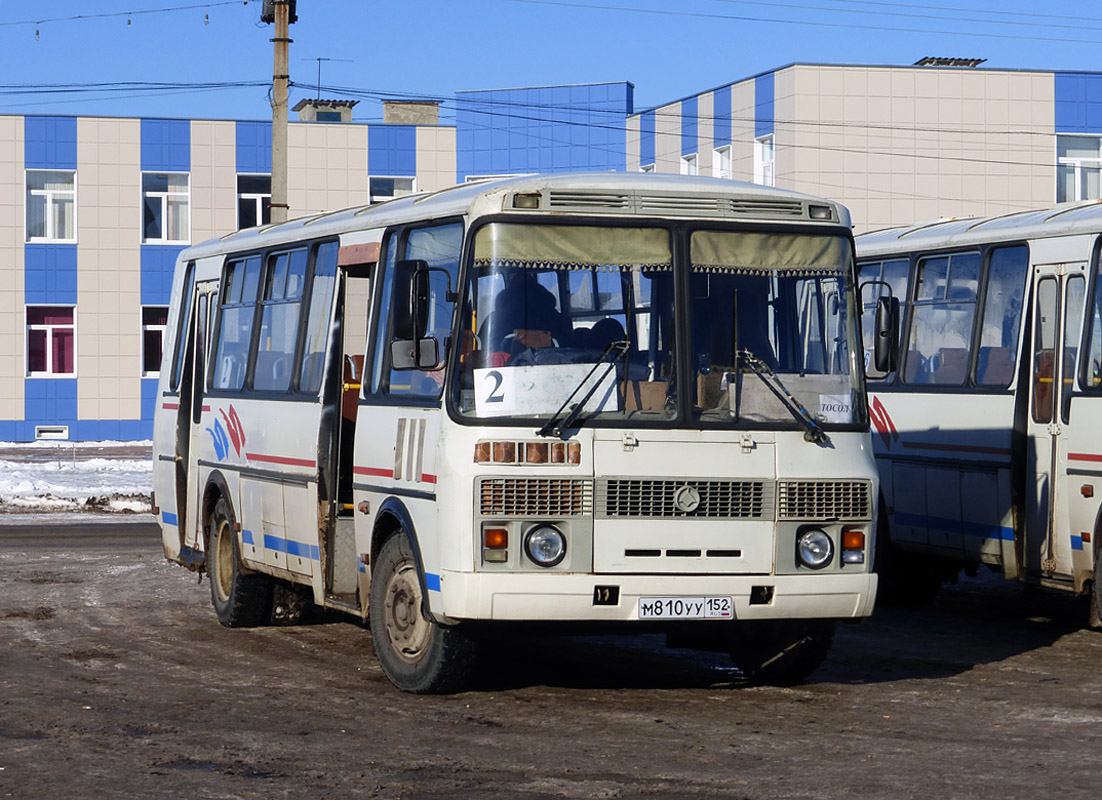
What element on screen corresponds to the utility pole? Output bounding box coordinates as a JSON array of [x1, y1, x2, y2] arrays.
[[267, 1, 294, 224]]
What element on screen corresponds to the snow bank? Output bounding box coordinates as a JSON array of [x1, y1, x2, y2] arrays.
[[0, 456, 152, 514]]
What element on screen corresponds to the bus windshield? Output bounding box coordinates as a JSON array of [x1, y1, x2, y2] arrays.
[[452, 221, 864, 429]]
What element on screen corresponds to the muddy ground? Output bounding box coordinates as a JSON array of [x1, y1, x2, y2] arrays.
[[2, 517, 1101, 800]]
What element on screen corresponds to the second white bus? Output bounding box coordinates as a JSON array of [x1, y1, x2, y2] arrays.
[[857, 201, 1102, 623]]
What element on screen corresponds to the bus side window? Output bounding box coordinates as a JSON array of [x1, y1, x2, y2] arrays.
[[253, 248, 308, 393], [298, 241, 339, 394], [1083, 258, 1102, 390], [976, 245, 1028, 387], [383, 222, 463, 399], [859, 258, 907, 382], [903, 252, 979, 387], [170, 261, 196, 392], [211, 255, 261, 392]]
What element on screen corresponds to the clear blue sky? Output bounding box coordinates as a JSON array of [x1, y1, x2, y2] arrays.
[[2, 0, 1101, 123]]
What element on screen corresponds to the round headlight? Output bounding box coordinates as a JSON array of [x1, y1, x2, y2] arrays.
[[524, 525, 567, 567], [797, 529, 833, 569]]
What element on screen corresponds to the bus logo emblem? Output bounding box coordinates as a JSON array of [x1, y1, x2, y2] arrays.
[[674, 485, 702, 514]]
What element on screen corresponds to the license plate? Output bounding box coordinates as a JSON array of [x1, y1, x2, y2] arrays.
[[637, 596, 733, 620]]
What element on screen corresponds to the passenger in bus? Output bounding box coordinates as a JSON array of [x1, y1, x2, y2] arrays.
[[482, 271, 571, 354]]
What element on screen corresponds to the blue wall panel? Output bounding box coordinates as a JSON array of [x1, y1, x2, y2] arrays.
[[1055, 73, 1102, 133], [640, 110, 656, 167], [755, 73, 775, 139], [456, 82, 633, 181], [368, 125, 417, 176], [713, 86, 732, 147], [141, 246, 184, 305], [25, 245, 78, 304], [141, 119, 191, 171], [681, 97, 698, 156], [24, 379, 79, 433], [24, 117, 78, 170], [235, 121, 272, 173]]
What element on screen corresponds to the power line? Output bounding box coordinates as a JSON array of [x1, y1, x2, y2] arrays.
[[0, 1, 254, 28], [503, 0, 1102, 45]]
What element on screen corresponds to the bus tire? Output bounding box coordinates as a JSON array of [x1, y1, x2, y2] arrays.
[[729, 620, 834, 685], [369, 534, 477, 694], [208, 496, 272, 628]]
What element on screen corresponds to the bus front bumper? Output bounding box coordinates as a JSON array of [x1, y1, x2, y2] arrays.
[[429, 571, 878, 623]]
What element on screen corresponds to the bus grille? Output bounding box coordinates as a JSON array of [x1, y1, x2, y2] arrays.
[[479, 478, 593, 517], [776, 480, 871, 520], [596, 479, 772, 519]]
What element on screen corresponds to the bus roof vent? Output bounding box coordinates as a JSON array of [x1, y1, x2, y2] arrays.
[[637, 194, 726, 215], [726, 198, 805, 217], [546, 191, 631, 210]]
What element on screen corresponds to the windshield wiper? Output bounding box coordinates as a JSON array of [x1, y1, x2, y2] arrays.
[[738, 348, 830, 445], [536, 340, 630, 438]]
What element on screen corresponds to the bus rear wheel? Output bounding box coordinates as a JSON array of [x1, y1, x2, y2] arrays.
[[369, 534, 477, 694], [1090, 551, 1102, 629], [208, 497, 272, 627], [729, 619, 835, 685]]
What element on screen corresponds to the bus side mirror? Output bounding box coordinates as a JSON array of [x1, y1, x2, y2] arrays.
[[391, 337, 441, 370], [393, 259, 430, 341], [874, 295, 900, 373]]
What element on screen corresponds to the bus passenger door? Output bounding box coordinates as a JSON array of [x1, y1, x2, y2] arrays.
[[178, 281, 218, 551], [1024, 264, 1086, 581]]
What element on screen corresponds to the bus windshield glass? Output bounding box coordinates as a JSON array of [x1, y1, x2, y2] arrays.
[[688, 229, 864, 427], [452, 222, 863, 429]]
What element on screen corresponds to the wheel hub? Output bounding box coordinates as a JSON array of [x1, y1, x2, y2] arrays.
[[384, 564, 430, 663]]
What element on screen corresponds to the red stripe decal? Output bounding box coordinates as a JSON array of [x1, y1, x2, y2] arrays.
[[202, 405, 211, 412], [354, 466, 394, 478], [161, 402, 179, 410], [246, 452, 317, 468], [1069, 452, 1102, 463], [422, 473, 438, 485]]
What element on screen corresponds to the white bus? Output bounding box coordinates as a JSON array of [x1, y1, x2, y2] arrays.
[[152, 172, 884, 693], [856, 201, 1102, 622]]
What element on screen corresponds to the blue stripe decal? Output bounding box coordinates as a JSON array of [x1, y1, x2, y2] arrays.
[[162, 511, 178, 527], [260, 533, 320, 561], [242, 529, 255, 545], [1071, 535, 1085, 551], [425, 572, 442, 592], [893, 512, 1015, 542]]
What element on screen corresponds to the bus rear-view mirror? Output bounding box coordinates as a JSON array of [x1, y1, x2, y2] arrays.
[[393, 259, 430, 341], [874, 295, 900, 374], [391, 337, 441, 371]]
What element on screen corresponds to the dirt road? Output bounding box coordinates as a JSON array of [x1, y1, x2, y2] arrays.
[[2, 517, 1101, 799]]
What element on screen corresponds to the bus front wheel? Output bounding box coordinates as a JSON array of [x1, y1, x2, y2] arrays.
[[208, 497, 272, 627], [729, 619, 835, 685], [369, 534, 477, 694], [1090, 551, 1102, 629]]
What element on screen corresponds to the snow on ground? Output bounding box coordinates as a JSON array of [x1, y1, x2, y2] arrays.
[[0, 443, 152, 514]]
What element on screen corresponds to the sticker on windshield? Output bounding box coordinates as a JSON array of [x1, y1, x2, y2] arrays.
[[818, 394, 852, 423], [474, 363, 620, 418]]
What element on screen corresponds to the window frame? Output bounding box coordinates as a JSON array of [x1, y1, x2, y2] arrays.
[[713, 145, 732, 180], [1056, 134, 1102, 203], [26, 305, 76, 377], [368, 176, 416, 204], [680, 153, 698, 176], [141, 305, 169, 378], [141, 171, 191, 245], [26, 169, 77, 243], [236, 173, 272, 230], [754, 134, 775, 187]]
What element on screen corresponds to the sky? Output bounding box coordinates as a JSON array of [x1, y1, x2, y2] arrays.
[[1, 0, 1102, 124]]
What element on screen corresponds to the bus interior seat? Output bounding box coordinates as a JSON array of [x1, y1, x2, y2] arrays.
[[903, 350, 929, 384], [930, 347, 969, 384], [976, 346, 1014, 386], [342, 355, 364, 421]]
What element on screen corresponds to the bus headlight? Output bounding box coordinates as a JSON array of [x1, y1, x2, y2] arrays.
[[525, 525, 567, 567], [796, 529, 834, 569]]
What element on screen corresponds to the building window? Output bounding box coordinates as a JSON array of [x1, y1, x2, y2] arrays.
[[640, 164, 655, 173], [754, 134, 775, 187], [27, 306, 75, 376], [369, 176, 415, 203], [1057, 135, 1102, 203], [680, 154, 698, 176], [142, 306, 169, 377], [237, 174, 271, 230], [713, 145, 732, 180], [26, 170, 76, 243], [142, 172, 190, 243], [316, 110, 342, 122]]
